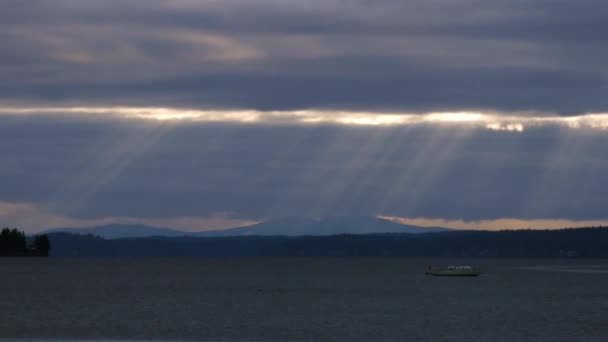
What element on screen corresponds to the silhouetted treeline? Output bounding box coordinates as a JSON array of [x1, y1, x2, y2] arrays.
[[48, 227, 608, 258], [269, 228, 608, 257], [33, 235, 51, 256], [0, 228, 51, 257], [0, 228, 26, 256]]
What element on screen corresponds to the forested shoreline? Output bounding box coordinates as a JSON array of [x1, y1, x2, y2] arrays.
[[0, 228, 51, 257], [5, 226, 607, 258], [47, 227, 608, 258]]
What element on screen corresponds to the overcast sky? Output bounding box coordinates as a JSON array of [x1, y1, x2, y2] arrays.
[[1, 0, 608, 232]]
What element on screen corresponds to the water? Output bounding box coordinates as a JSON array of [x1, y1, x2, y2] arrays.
[[0, 258, 607, 341]]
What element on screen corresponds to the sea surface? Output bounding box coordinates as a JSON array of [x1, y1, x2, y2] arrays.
[[0, 258, 607, 341]]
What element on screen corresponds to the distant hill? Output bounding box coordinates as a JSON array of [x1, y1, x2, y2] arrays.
[[197, 216, 449, 236], [44, 224, 190, 239], [43, 216, 450, 239]]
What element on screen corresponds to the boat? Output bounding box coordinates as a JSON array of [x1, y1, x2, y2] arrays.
[[425, 265, 480, 277]]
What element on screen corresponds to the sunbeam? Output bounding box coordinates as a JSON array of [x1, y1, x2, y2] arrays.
[[44, 121, 174, 218]]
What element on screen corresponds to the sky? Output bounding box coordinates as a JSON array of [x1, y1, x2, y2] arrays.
[[1, 0, 608, 232]]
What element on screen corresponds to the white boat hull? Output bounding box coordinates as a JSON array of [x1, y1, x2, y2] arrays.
[[425, 265, 480, 277]]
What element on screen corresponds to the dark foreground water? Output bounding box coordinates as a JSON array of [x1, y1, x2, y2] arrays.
[[1, 258, 607, 341]]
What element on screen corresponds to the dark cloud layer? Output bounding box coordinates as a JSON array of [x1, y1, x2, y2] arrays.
[[1, 114, 607, 222], [1, 0, 608, 113], [3, 66, 606, 113]]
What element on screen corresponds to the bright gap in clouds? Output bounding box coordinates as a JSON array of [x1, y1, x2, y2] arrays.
[[379, 216, 608, 231], [2, 106, 608, 131], [3, 201, 607, 233], [0, 201, 259, 233]]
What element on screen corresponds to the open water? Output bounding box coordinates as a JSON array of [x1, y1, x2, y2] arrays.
[[0, 258, 607, 341]]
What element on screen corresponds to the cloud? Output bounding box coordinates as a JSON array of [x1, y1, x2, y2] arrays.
[[2, 105, 608, 131], [4, 198, 607, 234], [0, 201, 257, 233], [1, 109, 607, 229], [1, 1, 607, 113], [2, 2, 608, 231], [379, 216, 608, 230]]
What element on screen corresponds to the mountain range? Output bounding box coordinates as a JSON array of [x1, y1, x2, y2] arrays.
[[44, 216, 449, 239]]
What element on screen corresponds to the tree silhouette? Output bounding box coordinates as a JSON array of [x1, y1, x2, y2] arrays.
[[33, 235, 51, 256], [0, 227, 27, 256], [0, 228, 51, 257]]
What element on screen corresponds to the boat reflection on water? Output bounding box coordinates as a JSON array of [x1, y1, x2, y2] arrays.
[[425, 265, 481, 277]]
